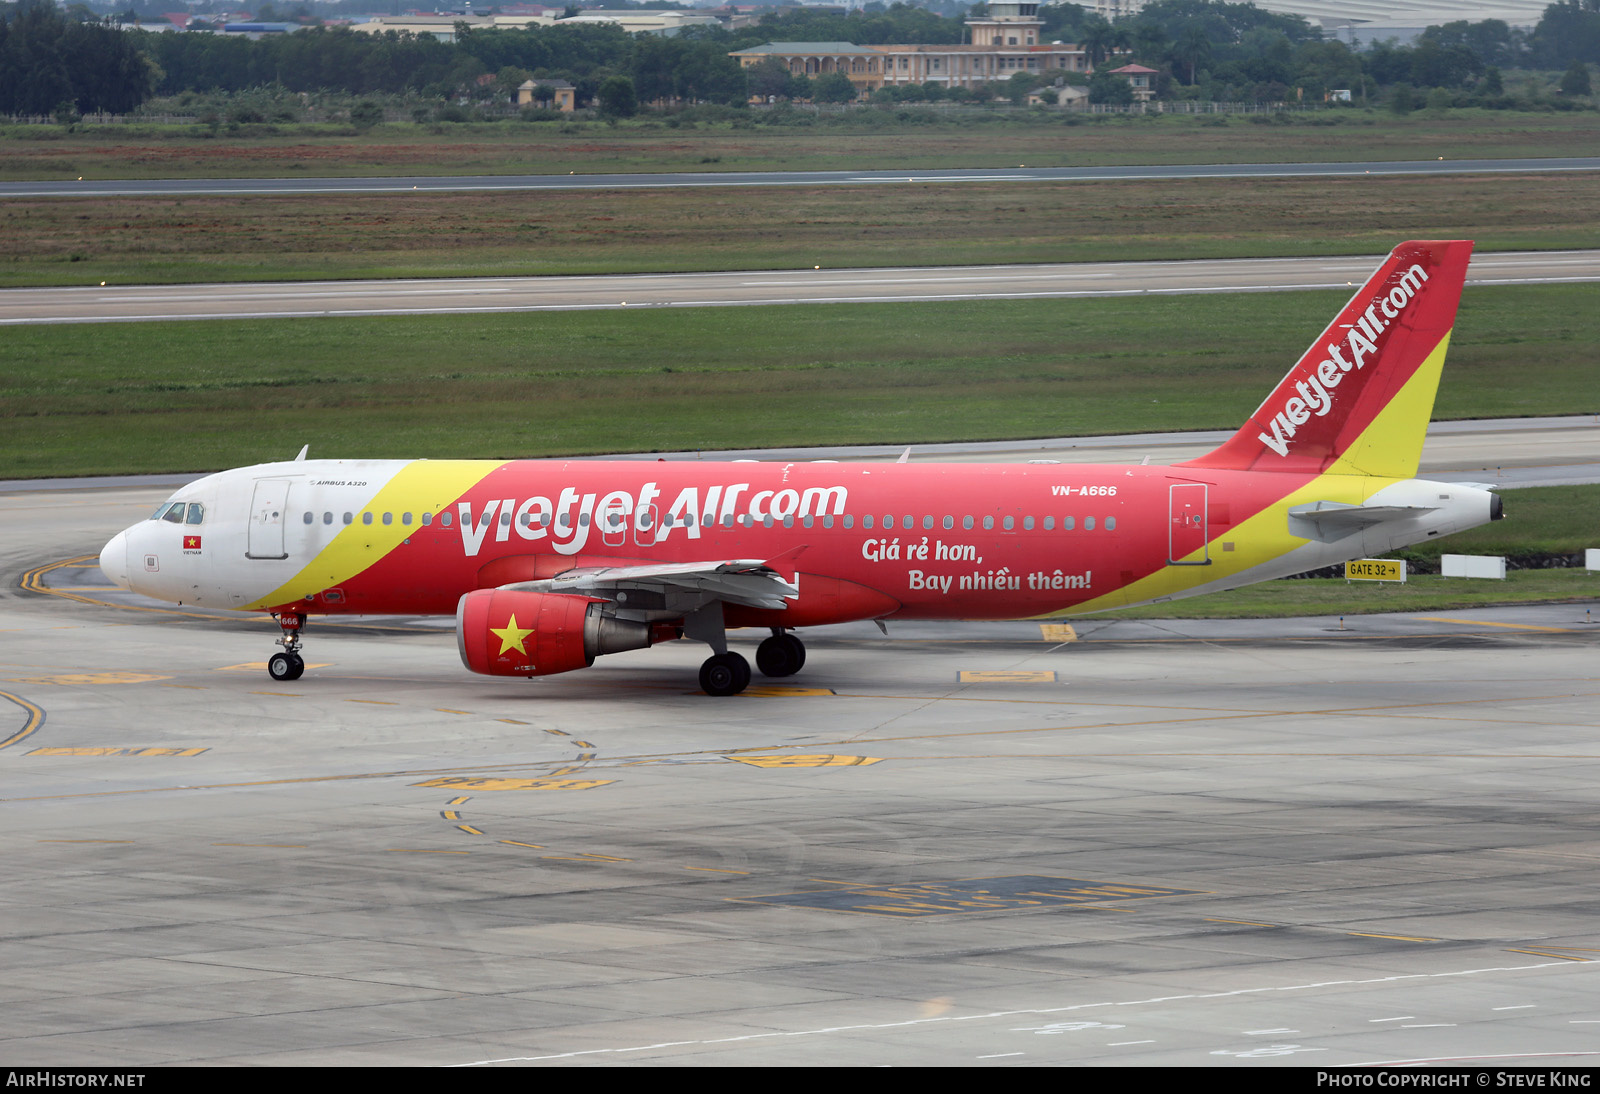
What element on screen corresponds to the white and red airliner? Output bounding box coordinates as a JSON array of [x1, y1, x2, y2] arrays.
[[100, 241, 1500, 695]]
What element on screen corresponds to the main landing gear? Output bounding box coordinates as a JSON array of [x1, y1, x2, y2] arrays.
[[698, 629, 807, 696], [756, 630, 806, 678], [699, 652, 751, 697], [267, 612, 306, 682]]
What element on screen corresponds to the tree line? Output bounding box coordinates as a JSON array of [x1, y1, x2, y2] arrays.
[[2, 0, 1597, 119]]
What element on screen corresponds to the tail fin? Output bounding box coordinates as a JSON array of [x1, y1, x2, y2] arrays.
[[1180, 240, 1473, 479]]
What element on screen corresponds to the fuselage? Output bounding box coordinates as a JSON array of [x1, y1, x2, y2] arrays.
[[101, 456, 1499, 625]]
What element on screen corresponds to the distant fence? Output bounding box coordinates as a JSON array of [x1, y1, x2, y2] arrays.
[[4, 100, 1329, 126], [3, 113, 199, 125], [1087, 100, 1313, 114], [757, 99, 1323, 117]]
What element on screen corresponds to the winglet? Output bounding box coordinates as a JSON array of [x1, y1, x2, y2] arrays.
[[1179, 240, 1473, 479], [294, 444, 310, 461]]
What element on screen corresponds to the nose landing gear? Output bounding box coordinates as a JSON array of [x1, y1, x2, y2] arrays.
[[268, 612, 306, 682]]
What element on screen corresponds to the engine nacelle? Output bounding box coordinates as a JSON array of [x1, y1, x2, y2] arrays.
[[456, 589, 659, 677]]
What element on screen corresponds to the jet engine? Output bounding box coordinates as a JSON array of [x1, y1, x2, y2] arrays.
[[456, 589, 663, 677]]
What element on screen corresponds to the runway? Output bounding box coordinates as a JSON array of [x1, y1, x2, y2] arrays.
[[3, 461, 1599, 1065], [4, 249, 1599, 325], [5, 156, 1599, 198]]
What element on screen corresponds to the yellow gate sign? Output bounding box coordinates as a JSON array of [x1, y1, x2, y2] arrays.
[[1345, 558, 1406, 582]]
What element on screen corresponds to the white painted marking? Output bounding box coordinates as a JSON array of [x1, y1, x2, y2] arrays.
[[1356, 1051, 1600, 1065], [448, 959, 1576, 1066], [1493, 1005, 1537, 1010], [1369, 1016, 1417, 1022]]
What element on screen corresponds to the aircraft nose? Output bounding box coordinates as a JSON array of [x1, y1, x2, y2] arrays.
[[99, 530, 130, 590]]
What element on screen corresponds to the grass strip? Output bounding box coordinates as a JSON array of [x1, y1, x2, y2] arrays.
[[6, 174, 1600, 288], [1085, 567, 1599, 620], [2, 285, 1594, 477], [3, 110, 1598, 180]]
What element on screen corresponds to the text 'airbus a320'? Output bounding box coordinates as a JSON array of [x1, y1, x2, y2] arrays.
[[100, 240, 1500, 695]]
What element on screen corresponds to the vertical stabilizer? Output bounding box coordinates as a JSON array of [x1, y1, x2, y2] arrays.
[[1180, 240, 1473, 479]]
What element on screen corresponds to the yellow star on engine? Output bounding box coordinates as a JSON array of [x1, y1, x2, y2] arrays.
[[491, 613, 535, 657]]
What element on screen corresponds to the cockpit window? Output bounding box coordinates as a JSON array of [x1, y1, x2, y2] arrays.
[[159, 502, 186, 523], [186, 503, 204, 525]]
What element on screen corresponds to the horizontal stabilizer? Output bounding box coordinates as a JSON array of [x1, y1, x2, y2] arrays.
[[1287, 500, 1437, 543]]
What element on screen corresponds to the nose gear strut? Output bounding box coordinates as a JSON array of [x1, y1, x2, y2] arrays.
[[268, 612, 306, 681]]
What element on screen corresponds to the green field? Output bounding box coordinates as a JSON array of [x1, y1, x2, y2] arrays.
[[6, 172, 1600, 288], [1087, 566, 1600, 620], [2, 284, 1594, 477], [3, 109, 1598, 180]]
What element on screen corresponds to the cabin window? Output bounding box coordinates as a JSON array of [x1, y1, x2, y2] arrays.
[[1003, 516, 1015, 531], [1085, 517, 1096, 531], [382, 513, 393, 525], [343, 512, 353, 525], [923, 515, 934, 530], [1023, 516, 1034, 530], [983, 515, 994, 530], [902, 515, 914, 530], [1063, 516, 1075, 530], [863, 515, 875, 530], [963, 515, 973, 530], [1044, 517, 1054, 530], [323, 512, 333, 525], [440, 512, 453, 527], [362, 512, 373, 525], [1105, 516, 1116, 531], [402, 512, 412, 526], [942, 515, 953, 530], [422, 512, 432, 526], [303, 512, 314, 525]]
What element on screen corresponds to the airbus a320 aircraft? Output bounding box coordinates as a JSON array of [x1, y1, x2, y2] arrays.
[[100, 240, 1500, 695]]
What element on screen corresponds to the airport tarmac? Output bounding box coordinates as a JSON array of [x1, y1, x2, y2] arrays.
[[5, 156, 1599, 199], [5, 250, 1599, 325], [3, 483, 1599, 1066]]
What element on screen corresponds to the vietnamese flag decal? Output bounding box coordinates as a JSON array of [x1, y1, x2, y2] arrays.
[[183, 535, 202, 550]]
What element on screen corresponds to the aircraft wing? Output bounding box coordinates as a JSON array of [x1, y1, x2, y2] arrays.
[[500, 558, 800, 613]]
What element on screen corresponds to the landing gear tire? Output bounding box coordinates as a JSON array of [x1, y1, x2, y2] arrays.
[[756, 633, 806, 678], [699, 652, 751, 696], [268, 651, 305, 682]]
